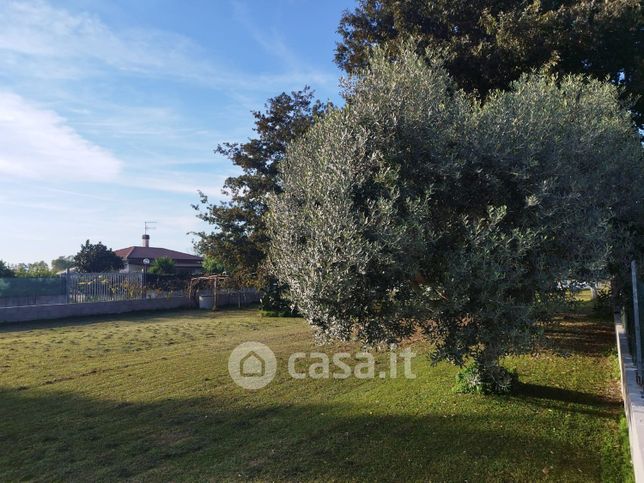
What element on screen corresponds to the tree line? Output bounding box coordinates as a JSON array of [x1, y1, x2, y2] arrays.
[[0, 241, 123, 277]]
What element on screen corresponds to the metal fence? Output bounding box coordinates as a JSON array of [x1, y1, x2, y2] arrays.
[[0, 272, 262, 309], [623, 260, 644, 384], [66, 272, 144, 304]]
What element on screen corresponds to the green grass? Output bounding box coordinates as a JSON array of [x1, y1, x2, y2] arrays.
[[0, 305, 631, 481]]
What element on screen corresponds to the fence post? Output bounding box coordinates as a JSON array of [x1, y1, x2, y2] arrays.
[[65, 269, 70, 304], [632, 260, 642, 382], [212, 276, 218, 311]]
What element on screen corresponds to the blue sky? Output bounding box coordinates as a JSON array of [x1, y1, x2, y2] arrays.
[[0, 0, 353, 264]]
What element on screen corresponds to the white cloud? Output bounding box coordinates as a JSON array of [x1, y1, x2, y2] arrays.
[[0, 0, 337, 91], [116, 172, 229, 195], [0, 91, 122, 181], [0, 1, 216, 81], [0, 0, 340, 264]]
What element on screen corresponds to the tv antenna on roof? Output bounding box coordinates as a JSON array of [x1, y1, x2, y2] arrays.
[[144, 221, 157, 234]]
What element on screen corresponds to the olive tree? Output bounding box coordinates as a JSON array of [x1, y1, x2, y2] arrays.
[[270, 47, 468, 345], [268, 44, 643, 393], [425, 74, 643, 392]]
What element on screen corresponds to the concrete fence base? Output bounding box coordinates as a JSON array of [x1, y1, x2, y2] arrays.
[[196, 288, 261, 309], [615, 312, 644, 482], [0, 297, 191, 324]]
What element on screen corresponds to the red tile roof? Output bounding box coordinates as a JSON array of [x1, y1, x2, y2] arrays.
[[114, 246, 202, 263]]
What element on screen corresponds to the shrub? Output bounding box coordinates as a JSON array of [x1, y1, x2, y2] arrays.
[[454, 362, 517, 395], [149, 257, 176, 275], [202, 255, 225, 275]]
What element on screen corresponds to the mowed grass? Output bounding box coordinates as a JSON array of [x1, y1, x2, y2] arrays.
[[0, 304, 631, 481]]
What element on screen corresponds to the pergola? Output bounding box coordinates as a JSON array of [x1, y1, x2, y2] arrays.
[[187, 274, 229, 311]]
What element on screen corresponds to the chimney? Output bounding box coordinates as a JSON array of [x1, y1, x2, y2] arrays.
[[142, 234, 150, 247]]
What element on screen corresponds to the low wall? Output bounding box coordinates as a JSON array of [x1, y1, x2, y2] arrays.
[[197, 288, 261, 309], [615, 311, 644, 482], [0, 297, 191, 323]]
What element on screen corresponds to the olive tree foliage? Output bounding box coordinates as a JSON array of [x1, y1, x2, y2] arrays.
[[268, 44, 643, 393], [426, 74, 642, 391], [270, 47, 468, 345], [472, 74, 644, 296]]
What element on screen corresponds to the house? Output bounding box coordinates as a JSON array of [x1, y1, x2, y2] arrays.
[[114, 235, 203, 274]]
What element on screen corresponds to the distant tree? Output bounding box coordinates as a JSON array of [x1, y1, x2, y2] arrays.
[[335, 0, 644, 128], [202, 255, 225, 275], [0, 260, 14, 278], [51, 255, 75, 272], [73, 240, 124, 273], [13, 261, 52, 278], [193, 88, 330, 294], [148, 257, 176, 275]]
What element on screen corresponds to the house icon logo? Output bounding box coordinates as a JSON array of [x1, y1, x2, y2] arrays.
[[240, 351, 265, 377], [228, 342, 276, 390]]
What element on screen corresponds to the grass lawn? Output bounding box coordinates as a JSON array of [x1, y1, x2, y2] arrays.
[[0, 303, 631, 481]]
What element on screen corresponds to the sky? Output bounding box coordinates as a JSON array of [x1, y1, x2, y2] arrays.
[[0, 0, 354, 264]]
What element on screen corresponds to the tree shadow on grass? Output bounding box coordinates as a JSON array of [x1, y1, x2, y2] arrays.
[[542, 315, 616, 358], [0, 388, 608, 481], [512, 382, 620, 418]]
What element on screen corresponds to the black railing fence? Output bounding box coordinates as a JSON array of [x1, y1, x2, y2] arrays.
[[623, 260, 644, 384]]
